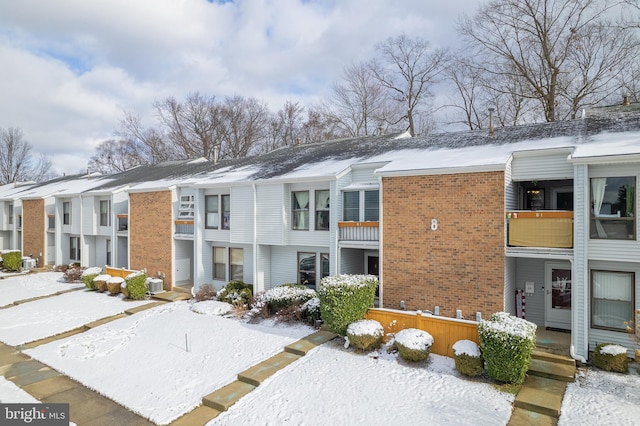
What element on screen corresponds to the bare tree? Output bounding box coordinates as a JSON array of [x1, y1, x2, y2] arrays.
[[116, 111, 177, 165], [323, 62, 395, 136], [217, 95, 271, 159], [154, 93, 221, 161], [369, 34, 449, 136], [88, 139, 145, 174], [459, 0, 637, 122], [0, 127, 53, 184]]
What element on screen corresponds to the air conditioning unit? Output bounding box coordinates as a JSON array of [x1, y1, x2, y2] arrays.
[[147, 278, 163, 294], [22, 258, 36, 270]]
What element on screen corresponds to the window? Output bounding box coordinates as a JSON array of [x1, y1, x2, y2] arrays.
[[591, 270, 635, 332], [321, 253, 330, 280], [205, 196, 219, 229], [178, 195, 195, 220], [205, 195, 230, 229], [222, 195, 231, 230], [213, 247, 225, 280], [298, 252, 316, 288], [100, 200, 111, 227], [364, 190, 379, 221], [292, 191, 309, 230], [315, 190, 330, 230], [343, 190, 379, 222], [63, 202, 70, 225], [106, 239, 111, 266], [18, 215, 22, 229], [229, 248, 243, 281], [70, 236, 80, 261], [8, 204, 13, 225], [591, 176, 635, 240], [48, 215, 55, 229]]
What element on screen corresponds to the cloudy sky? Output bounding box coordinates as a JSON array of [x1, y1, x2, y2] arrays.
[[0, 0, 477, 177]]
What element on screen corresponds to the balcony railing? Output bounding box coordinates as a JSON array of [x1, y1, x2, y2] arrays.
[[338, 221, 379, 241], [507, 211, 573, 248], [175, 220, 194, 235]]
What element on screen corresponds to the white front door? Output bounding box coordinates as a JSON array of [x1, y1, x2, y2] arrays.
[[545, 262, 572, 330]]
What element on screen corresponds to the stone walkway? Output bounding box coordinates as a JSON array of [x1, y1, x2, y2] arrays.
[[0, 289, 337, 425]]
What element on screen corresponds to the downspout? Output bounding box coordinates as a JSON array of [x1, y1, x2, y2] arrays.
[[253, 183, 260, 292], [568, 257, 587, 363], [79, 195, 83, 266], [378, 174, 383, 308]]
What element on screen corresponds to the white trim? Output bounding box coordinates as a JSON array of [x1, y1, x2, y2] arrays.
[[375, 163, 504, 177]]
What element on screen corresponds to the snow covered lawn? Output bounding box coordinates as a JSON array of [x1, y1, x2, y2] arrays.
[[0, 289, 152, 346], [25, 301, 314, 425], [0, 271, 83, 307], [208, 340, 514, 425]]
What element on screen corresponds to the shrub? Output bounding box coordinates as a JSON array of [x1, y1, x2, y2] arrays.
[[346, 319, 384, 351], [453, 340, 484, 377], [106, 276, 124, 295], [317, 274, 378, 335], [301, 297, 321, 324], [217, 280, 253, 306], [125, 272, 148, 300], [394, 328, 433, 362], [2, 250, 22, 272], [249, 284, 317, 322], [63, 266, 84, 282], [593, 343, 629, 373], [81, 267, 103, 290], [479, 312, 536, 384], [194, 284, 217, 301], [93, 274, 111, 292]]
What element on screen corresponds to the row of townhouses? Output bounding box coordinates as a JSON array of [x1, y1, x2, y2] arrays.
[[0, 102, 639, 361]]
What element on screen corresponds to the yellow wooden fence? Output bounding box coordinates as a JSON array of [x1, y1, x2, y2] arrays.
[[365, 308, 480, 358], [104, 266, 141, 279]]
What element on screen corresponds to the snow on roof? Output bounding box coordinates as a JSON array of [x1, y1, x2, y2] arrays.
[[571, 131, 640, 162]]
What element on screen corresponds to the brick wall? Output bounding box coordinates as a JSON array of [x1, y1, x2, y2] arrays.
[[129, 191, 173, 290], [382, 171, 505, 319], [22, 199, 45, 267]]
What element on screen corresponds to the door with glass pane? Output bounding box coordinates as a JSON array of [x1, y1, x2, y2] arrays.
[[545, 262, 572, 330]]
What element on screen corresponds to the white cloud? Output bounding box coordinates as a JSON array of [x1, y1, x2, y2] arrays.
[[0, 0, 476, 176]]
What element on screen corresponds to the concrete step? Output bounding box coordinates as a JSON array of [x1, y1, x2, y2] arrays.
[[84, 313, 128, 329], [202, 380, 256, 412], [514, 375, 567, 418], [170, 405, 222, 425], [528, 357, 575, 382], [532, 350, 576, 366], [238, 351, 301, 386], [508, 407, 558, 426], [284, 330, 337, 356], [152, 291, 191, 302], [124, 301, 166, 315]]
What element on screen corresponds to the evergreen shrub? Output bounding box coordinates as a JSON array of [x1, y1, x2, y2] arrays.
[[125, 272, 148, 300], [452, 339, 484, 377], [593, 343, 629, 373], [394, 328, 433, 362], [478, 312, 536, 384], [346, 319, 384, 351], [2, 251, 22, 272], [317, 274, 378, 335], [81, 266, 103, 290], [218, 280, 253, 306]]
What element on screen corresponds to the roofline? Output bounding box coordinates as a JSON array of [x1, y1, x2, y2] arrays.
[[375, 163, 506, 177], [569, 153, 640, 165]]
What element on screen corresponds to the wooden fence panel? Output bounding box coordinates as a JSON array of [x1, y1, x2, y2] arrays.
[[104, 266, 141, 279], [365, 308, 479, 358]]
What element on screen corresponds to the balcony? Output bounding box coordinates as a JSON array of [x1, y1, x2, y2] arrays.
[[507, 211, 573, 248], [175, 220, 194, 235], [338, 221, 379, 242]]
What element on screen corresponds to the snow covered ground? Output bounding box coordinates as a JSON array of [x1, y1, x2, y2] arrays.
[[0, 272, 639, 425], [0, 271, 83, 307]]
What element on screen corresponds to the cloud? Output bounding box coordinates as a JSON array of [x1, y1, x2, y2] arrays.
[[0, 0, 474, 176]]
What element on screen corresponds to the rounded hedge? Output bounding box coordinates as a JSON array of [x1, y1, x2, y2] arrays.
[[318, 274, 378, 335]]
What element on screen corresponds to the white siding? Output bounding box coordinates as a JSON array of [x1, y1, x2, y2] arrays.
[[269, 245, 328, 288], [256, 184, 285, 245], [511, 150, 573, 181], [513, 258, 546, 325], [81, 196, 95, 235], [230, 186, 254, 244], [94, 235, 108, 266], [70, 198, 82, 235], [350, 166, 379, 184], [340, 248, 364, 274], [174, 239, 194, 284], [82, 235, 95, 266]]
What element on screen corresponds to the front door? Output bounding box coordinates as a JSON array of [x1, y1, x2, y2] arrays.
[[545, 262, 572, 330]]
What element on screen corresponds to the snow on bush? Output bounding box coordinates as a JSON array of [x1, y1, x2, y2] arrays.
[[593, 343, 629, 373], [191, 300, 233, 316], [478, 312, 536, 384], [249, 285, 318, 323], [1, 251, 22, 271], [345, 319, 384, 351], [318, 274, 378, 335], [394, 328, 433, 362], [124, 271, 148, 300], [81, 267, 103, 290], [453, 340, 483, 377]]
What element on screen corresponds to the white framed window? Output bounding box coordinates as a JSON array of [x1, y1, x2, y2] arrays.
[[213, 246, 225, 280], [343, 189, 379, 222], [298, 252, 316, 288], [70, 236, 81, 261], [8, 203, 13, 225], [178, 195, 195, 220], [229, 248, 243, 281], [100, 200, 111, 227], [292, 191, 309, 230], [315, 190, 330, 230], [590, 176, 635, 240], [106, 239, 111, 266], [591, 270, 635, 332], [222, 195, 231, 230], [63, 201, 71, 225], [205, 195, 230, 229]]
